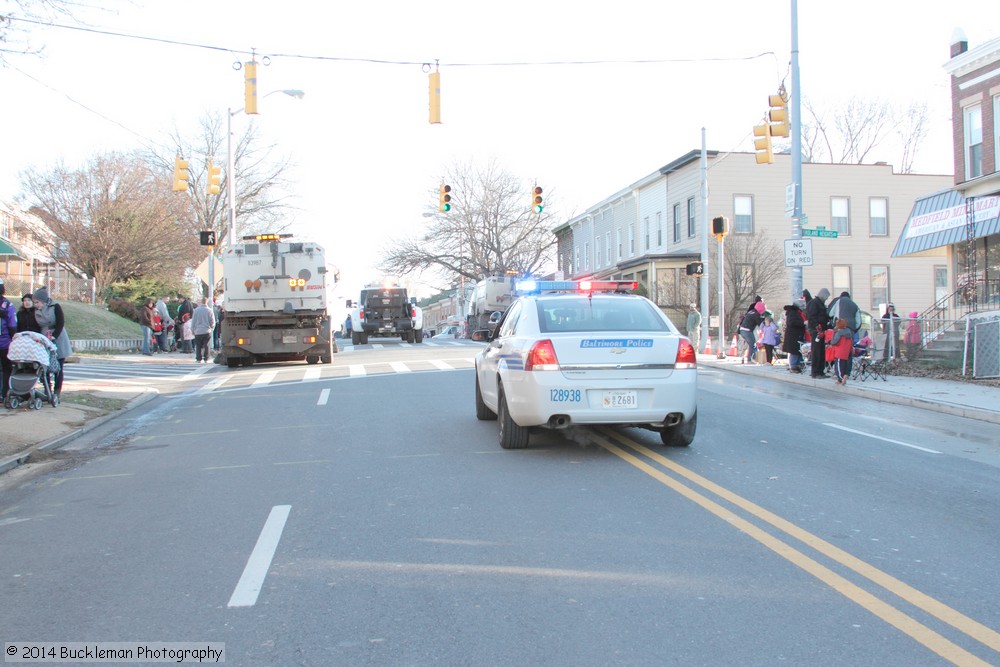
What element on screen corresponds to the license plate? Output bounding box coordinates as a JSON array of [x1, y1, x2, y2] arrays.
[[603, 390, 637, 409], [282, 335, 297, 344]]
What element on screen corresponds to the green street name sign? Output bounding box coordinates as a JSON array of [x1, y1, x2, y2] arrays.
[[802, 228, 838, 238]]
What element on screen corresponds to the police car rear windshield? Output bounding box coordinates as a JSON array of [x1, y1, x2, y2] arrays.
[[534, 297, 673, 334]]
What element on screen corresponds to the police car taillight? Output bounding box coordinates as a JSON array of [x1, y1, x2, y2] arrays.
[[525, 339, 559, 371], [675, 339, 697, 368]]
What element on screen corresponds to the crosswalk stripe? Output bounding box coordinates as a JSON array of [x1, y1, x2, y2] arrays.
[[429, 359, 452, 370], [349, 364, 366, 377], [304, 367, 321, 382], [251, 370, 278, 387], [389, 361, 410, 373], [197, 376, 230, 394]]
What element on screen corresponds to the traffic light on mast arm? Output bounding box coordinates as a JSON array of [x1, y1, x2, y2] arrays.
[[206, 161, 222, 196], [531, 186, 543, 214], [768, 87, 789, 138], [172, 156, 189, 192], [439, 184, 452, 212], [244, 61, 258, 115], [753, 122, 773, 164]]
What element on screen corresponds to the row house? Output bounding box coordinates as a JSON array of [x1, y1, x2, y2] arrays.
[[555, 151, 951, 331], [0, 200, 88, 301], [893, 32, 1000, 310]]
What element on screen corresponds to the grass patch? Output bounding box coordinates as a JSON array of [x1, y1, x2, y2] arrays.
[[59, 392, 130, 412], [61, 301, 141, 340]]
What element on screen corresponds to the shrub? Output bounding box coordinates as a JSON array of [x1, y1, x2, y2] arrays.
[[107, 297, 140, 323]]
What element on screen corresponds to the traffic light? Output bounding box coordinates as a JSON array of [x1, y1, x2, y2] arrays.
[[531, 185, 543, 214], [768, 89, 789, 138], [753, 122, 773, 164], [206, 161, 221, 196], [712, 216, 729, 240], [428, 71, 441, 125], [199, 231, 216, 246], [439, 184, 452, 212], [244, 61, 258, 115], [172, 156, 189, 192]]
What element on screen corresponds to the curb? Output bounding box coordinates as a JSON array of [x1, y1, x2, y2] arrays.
[[703, 359, 1000, 426], [0, 388, 160, 476]]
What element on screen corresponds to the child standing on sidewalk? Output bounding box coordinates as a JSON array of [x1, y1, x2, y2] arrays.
[[758, 312, 779, 365], [830, 318, 854, 385]]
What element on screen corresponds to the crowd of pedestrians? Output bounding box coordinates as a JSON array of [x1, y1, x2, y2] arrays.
[[140, 293, 223, 361], [0, 279, 72, 401]]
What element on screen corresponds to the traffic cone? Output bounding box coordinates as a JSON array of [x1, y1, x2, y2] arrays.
[[728, 335, 738, 357], [704, 336, 713, 356]]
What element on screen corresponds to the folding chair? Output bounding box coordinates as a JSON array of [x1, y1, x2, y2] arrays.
[[853, 357, 888, 382]]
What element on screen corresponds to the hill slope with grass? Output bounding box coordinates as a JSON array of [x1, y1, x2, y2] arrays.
[[61, 301, 141, 340]]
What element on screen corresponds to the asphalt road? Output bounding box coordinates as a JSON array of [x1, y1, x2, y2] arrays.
[[1, 343, 999, 666]]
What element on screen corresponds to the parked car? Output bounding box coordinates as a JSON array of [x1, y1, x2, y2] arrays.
[[473, 279, 698, 450], [429, 325, 461, 340]]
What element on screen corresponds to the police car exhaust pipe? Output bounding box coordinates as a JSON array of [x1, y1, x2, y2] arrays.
[[664, 413, 683, 426], [548, 415, 571, 429]]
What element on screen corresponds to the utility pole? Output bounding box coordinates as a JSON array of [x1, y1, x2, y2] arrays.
[[699, 129, 711, 354]]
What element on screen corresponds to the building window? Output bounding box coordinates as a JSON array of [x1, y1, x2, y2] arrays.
[[582, 242, 589, 271], [616, 229, 622, 260], [628, 224, 635, 256], [605, 232, 611, 265], [734, 195, 753, 234], [643, 216, 650, 251], [965, 104, 983, 180], [594, 237, 601, 269], [934, 266, 948, 305], [869, 197, 887, 237], [687, 197, 696, 237], [656, 211, 663, 247], [870, 265, 888, 313], [574, 247, 580, 275], [673, 204, 681, 243], [832, 265, 851, 297], [831, 197, 850, 236]]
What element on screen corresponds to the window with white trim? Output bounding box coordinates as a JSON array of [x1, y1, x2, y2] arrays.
[[656, 211, 663, 247], [870, 265, 888, 313], [672, 203, 681, 243], [832, 265, 851, 297], [584, 242, 590, 271], [734, 195, 753, 234], [594, 236, 601, 269], [643, 216, 650, 251], [616, 229, 622, 260], [628, 224, 635, 256], [965, 104, 982, 180], [869, 197, 887, 237], [831, 197, 850, 236], [605, 232, 611, 265], [687, 197, 696, 237]]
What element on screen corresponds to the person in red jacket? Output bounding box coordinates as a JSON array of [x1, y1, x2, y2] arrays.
[[828, 319, 854, 385]]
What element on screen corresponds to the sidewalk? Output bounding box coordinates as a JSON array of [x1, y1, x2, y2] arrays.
[[3, 350, 999, 476], [0, 353, 194, 475], [697, 352, 1000, 426]]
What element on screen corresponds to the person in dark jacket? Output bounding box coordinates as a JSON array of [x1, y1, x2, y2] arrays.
[[806, 288, 831, 378], [738, 305, 762, 364], [32, 287, 71, 396], [16, 294, 41, 334], [0, 280, 17, 402], [138, 298, 156, 356], [782, 301, 807, 373], [176, 296, 194, 353]]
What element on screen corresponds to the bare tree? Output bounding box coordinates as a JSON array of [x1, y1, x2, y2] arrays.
[[0, 1, 105, 63], [708, 231, 786, 333], [379, 158, 556, 289], [800, 97, 928, 170], [21, 151, 201, 296]]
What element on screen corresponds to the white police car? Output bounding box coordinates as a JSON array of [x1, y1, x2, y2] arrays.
[[473, 279, 697, 449]]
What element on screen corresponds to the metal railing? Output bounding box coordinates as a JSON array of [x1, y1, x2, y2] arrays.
[[916, 278, 1000, 343]]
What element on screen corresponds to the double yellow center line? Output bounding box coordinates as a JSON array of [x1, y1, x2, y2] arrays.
[[595, 428, 1000, 666]]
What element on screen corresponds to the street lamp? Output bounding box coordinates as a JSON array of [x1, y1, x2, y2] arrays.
[[227, 89, 305, 247]]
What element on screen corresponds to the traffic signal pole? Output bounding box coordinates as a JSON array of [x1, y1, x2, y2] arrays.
[[789, 0, 804, 303], [699, 130, 711, 355]]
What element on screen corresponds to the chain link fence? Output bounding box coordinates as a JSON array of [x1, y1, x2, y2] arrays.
[[0, 274, 96, 304]]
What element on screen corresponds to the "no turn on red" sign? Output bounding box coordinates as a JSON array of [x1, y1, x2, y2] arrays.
[[784, 238, 813, 267]]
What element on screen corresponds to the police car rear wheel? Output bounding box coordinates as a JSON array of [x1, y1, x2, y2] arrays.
[[498, 386, 529, 449], [660, 411, 696, 447]]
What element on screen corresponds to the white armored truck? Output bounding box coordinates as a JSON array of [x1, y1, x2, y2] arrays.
[[220, 233, 335, 367]]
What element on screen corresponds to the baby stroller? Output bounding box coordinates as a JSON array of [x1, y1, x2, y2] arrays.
[[5, 331, 61, 410]]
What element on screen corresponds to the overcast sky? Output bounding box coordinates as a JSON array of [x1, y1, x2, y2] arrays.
[[1, 0, 994, 304]]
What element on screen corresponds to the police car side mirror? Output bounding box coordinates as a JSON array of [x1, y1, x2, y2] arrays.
[[471, 329, 490, 342]]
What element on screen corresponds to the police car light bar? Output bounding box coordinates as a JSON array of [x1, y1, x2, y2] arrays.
[[515, 279, 638, 294]]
